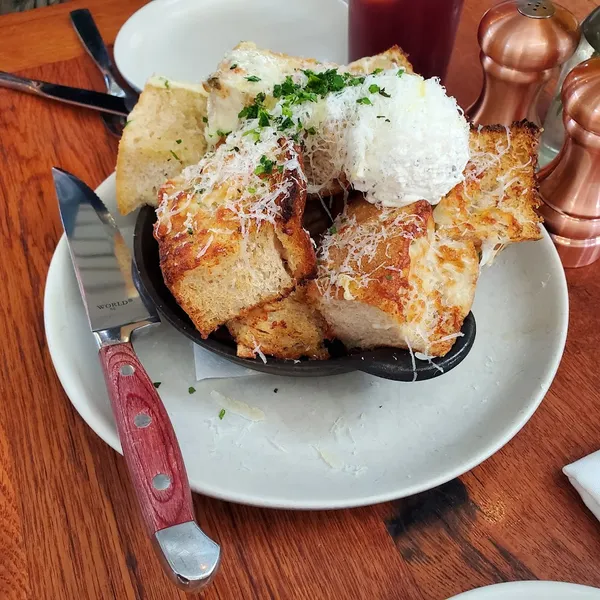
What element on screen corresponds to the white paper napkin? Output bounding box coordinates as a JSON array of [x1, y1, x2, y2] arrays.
[[563, 450, 600, 522], [193, 343, 259, 381]]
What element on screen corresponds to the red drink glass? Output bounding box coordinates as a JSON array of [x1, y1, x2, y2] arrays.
[[348, 0, 465, 82]]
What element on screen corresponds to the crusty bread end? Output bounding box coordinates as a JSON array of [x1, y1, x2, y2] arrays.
[[116, 76, 208, 215], [434, 120, 542, 264], [227, 286, 330, 360]]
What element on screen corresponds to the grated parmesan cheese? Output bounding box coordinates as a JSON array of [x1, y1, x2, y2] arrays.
[[155, 127, 306, 250], [275, 71, 470, 206], [210, 390, 265, 422]]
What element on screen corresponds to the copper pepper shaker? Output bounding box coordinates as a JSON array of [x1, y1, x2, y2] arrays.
[[467, 0, 579, 126], [539, 58, 600, 268]]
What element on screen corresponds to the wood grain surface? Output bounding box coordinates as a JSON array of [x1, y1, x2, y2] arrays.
[[1, 1, 599, 599]]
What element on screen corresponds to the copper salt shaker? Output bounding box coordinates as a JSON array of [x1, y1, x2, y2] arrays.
[[539, 58, 600, 268], [467, 0, 579, 126]]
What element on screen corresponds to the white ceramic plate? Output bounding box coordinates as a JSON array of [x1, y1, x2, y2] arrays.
[[447, 581, 600, 599], [44, 174, 568, 509], [114, 0, 348, 91]]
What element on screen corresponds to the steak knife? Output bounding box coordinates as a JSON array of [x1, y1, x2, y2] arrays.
[[52, 168, 220, 591]]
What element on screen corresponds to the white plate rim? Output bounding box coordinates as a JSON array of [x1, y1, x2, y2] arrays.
[[44, 173, 569, 509], [446, 580, 600, 599]]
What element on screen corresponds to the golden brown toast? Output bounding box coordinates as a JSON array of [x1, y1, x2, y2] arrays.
[[227, 286, 330, 360], [307, 197, 479, 357], [345, 45, 413, 76], [116, 76, 208, 215], [154, 131, 316, 338], [434, 120, 542, 265]]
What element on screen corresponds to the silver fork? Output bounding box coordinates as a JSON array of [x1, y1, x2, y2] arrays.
[[70, 8, 137, 137]]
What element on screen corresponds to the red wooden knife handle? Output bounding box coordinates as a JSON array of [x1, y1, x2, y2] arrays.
[[99, 342, 194, 536]]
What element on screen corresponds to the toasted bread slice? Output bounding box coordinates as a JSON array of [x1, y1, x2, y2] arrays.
[[227, 286, 330, 360], [434, 120, 542, 265], [307, 197, 479, 357], [203, 41, 332, 143], [154, 129, 315, 338], [346, 45, 413, 76], [204, 43, 416, 199], [116, 76, 208, 215], [203, 42, 413, 144]]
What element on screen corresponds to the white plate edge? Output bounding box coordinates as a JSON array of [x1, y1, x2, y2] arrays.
[[43, 174, 569, 509]]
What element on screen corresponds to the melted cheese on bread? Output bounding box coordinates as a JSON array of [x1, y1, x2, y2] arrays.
[[308, 197, 478, 357], [154, 128, 315, 337]]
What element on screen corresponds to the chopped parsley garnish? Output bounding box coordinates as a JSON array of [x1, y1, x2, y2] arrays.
[[230, 63, 238, 70], [356, 97, 372, 105], [248, 186, 257, 194], [175, 139, 182, 144], [302, 68, 346, 95], [216, 129, 231, 137], [277, 164, 284, 173], [124, 119, 133, 128], [368, 84, 391, 97], [377, 115, 387, 119], [242, 128, 262, 142], [187, 228, 193, 235], [202, 116, 208, 123], [236, 68, 371, 137], [397, 69, 405, 77], [153, 382, 161, 388], [218, 408, 226, 420], [371, 68, 384, 75], [329, 225, 338, 234], [343, 73, 366, 87], [245, 75, 261, 82], [279, 116, 294, 129], [238, 104, 257, 120], [258, 109, 270, 127], [163, 79, 170, 89], [169, 150, 181, 161], [273, 76, 299, 98], [254, 154, 276, 176], [188, 386, 196, 394], [385, 274, 393, 280], [238, 94, 264, 119]]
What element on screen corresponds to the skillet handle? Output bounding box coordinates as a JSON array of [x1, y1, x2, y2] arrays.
[[349, 313, 477, 382]]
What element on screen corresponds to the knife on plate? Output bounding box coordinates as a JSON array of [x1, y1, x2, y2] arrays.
[[52, 168, 220, 591], [0, 71, 132, 116]]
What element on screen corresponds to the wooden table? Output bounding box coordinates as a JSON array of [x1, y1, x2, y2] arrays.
[[1, 1, 599, 598]]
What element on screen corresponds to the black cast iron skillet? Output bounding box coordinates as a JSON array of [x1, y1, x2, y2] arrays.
[[133, 206, 476, 381]]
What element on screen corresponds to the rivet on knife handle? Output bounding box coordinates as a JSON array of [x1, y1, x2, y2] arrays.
[[99, 342, 220, 590]]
